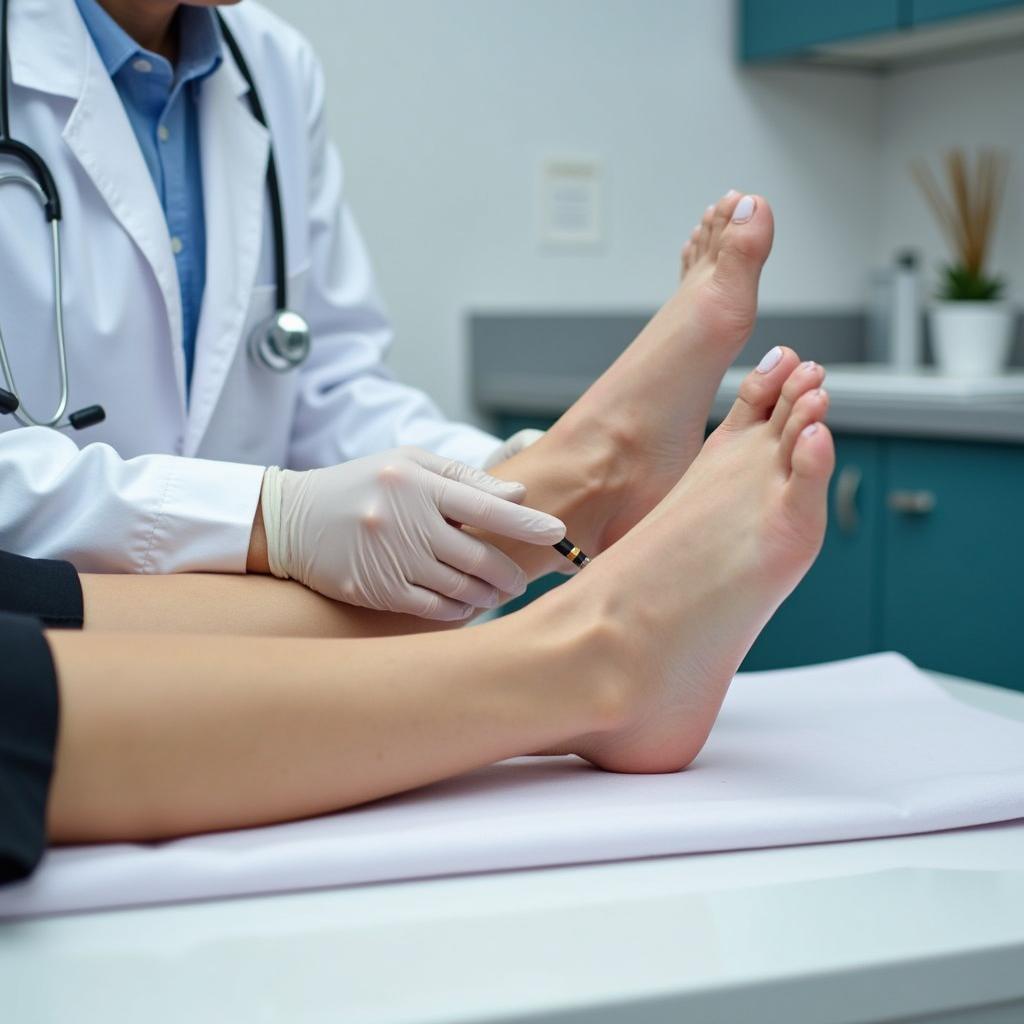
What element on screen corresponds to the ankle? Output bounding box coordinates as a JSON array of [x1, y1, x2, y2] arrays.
[[543, 415, 637, 544], [524, 580, 642, 735]]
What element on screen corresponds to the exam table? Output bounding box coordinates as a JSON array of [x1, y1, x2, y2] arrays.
[[3, 673, 1023, 1024]]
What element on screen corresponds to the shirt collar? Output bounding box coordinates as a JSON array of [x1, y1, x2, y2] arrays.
[[73, 0, 222, 83]]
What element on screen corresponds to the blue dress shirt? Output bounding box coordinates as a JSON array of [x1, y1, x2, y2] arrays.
[[74, 0, 222, 393]]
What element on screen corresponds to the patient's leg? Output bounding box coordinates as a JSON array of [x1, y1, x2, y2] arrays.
[[79, 573, 435, 638], [45, 606, 619, 842], [45, 360, 830, 844], [77, 193, 775, 638]]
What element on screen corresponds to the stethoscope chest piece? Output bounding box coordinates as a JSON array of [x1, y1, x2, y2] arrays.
[[249, 309, 312, 373]]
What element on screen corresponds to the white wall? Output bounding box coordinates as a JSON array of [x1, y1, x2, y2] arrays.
[[875, 48, 1024, 306], [261, 0, 882, 422]]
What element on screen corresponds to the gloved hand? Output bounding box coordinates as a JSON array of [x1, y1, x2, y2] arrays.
[[484, 428, 546, 470], [260, 447, 565, 620]]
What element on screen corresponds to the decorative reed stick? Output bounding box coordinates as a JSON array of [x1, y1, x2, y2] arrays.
[[911, 148, 1009, 294]]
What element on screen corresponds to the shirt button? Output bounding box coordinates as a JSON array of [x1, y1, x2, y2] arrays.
[[170, 236, 184, 255], [157, 124, 170, 143], [132, 58, 153, 73]]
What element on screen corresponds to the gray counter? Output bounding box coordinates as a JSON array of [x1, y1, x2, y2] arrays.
[[471, 311, 1024, 445]]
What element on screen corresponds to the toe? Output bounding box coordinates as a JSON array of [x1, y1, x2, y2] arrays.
[[708, 190, 742, 254], [689, 223, 702, 260], [697, 205, 715, 256], [779, 387, 829, 469], [681, 240, 694, 275], [769, 360, 826, 434], [719, 346, 801, 431], [714, 194, 775, 285], [785, 422, 835, 528]]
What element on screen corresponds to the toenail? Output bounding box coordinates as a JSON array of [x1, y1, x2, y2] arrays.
[[802, 423, 820, 437], [725, 189, 740, 199], [757, 346, 783, 373], [801, 360, 818, 372], [732, 195, 756, 222], [706, 205, 715, 216]]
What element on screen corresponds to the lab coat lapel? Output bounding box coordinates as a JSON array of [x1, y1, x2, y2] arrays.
[[184, 54, 269, 455], [10, 0, 188, 414]]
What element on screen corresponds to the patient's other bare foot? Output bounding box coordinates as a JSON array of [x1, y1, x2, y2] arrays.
[[539, 191, 775, 551], [546, 353, 834, 774]]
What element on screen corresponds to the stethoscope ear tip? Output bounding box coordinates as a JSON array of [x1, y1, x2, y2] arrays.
[[68, 405, 106, 430], [0, 387, 18, 415]]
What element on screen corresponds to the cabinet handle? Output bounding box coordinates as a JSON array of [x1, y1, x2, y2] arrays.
[[888, 489, 936, 515], [834, 465, 862, 535]]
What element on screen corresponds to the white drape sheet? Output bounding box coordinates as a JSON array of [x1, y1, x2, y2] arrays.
[[3, 654, 1023, 919]]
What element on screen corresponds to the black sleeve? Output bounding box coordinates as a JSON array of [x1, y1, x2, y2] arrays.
[[0, 550, 83, 628], [0, 613, 60, 884]]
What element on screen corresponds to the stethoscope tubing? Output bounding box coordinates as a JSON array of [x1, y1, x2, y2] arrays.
[[0, 175, 70, 427], [0, 0, 74, 428]]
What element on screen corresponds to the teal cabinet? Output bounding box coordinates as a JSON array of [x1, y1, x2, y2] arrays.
[[912, 0, 1024, 24], [740, 0, 1024, 64], [881, 440, 1024, 691], [741, 438, 884, 671], [741, 0, 905, 61]]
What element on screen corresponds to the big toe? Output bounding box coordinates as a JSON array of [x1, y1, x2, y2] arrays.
[[719, 346, 801, 431], [714, 194, 774, 284]]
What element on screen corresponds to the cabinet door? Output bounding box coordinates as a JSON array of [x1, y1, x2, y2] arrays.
[[882, 439, 1024, 691], [742, 437, 883, 670], [912, 0, 1024, 26], [741, 0, 904, 61]]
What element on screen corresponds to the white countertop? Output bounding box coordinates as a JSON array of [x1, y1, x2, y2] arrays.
[[2, 675, 1023, 1024]]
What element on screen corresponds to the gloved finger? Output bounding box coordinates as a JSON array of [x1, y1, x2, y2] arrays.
[[406, 447, 528, 503], [390, 584, 477, 622], [437, 478, 565, 545], [432, 525, 528, 596], [411, 560, 501, 610]]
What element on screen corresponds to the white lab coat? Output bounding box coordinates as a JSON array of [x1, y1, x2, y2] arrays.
[[0, 0, 500, 574]]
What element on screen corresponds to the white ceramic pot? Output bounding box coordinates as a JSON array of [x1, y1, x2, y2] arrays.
[[929, 302, 1016, 378]]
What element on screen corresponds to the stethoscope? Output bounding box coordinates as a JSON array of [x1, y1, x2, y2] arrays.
[[0, 1, 311, 431]]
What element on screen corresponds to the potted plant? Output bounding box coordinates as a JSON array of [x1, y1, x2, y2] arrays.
[[912, 148, 1014, 377]]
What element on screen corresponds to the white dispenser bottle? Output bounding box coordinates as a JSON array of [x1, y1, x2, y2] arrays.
[[890, 250, 922, 371]]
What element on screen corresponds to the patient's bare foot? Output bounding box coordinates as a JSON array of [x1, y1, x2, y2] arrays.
[[542, 191, 775, 550], [547, 353, 834, 773]]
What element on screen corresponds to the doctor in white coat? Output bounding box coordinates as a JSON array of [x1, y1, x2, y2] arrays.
[[0, 0, 560, 620]]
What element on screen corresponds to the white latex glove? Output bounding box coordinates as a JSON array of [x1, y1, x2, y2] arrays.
[[260, 447, 565, 621], [484, 428, 546, 471]]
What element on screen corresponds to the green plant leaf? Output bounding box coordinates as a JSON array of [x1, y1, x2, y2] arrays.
[[938, 264, 1005, 302]]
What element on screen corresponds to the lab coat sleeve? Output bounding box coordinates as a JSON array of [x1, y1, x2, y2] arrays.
[[0, 427, 265, 574], [285, 50, 502, 472]]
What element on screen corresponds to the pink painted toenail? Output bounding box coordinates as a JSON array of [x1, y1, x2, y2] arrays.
[[732, 195, 756, 222], [757, 346, 783, 373], [802, 423, 820, 437]]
